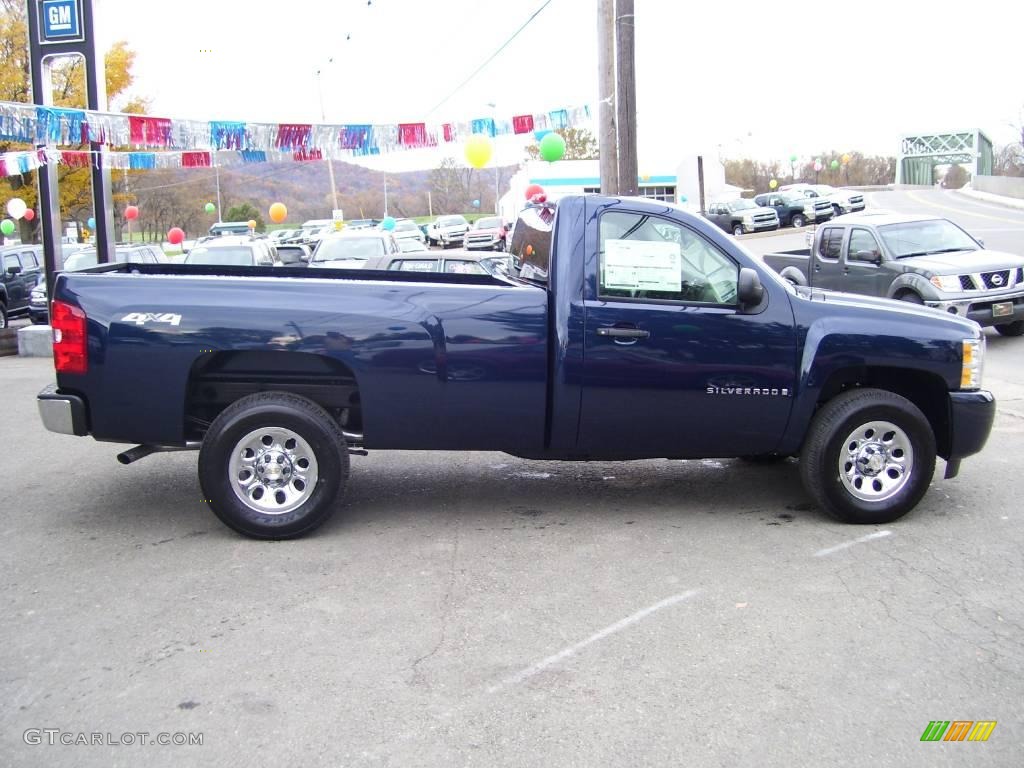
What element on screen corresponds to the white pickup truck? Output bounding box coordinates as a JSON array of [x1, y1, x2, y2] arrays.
[[425, 215, 470, 248]]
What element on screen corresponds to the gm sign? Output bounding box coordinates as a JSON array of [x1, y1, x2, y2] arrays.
[[38, 0, 84, 44]]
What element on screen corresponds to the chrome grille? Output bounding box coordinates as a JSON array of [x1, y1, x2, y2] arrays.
[[981, 270, 1010, 289], [753, 214, 775, 223]]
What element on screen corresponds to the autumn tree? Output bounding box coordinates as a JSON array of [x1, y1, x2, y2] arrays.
[[524, 127, 599, 161], [943, 164, 969, 189]]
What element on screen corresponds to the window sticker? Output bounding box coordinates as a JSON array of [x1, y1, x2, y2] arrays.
[[603, 239, 682, 292]]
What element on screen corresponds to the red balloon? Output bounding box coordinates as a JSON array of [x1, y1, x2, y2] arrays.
[[524, 184, 544, 201], [167, 227, 185, 245], [125, 205, 139, 221], [24, 208, 35, 221]]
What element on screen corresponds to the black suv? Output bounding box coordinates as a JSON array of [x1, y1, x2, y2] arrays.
[[1, 244, 43, 328]]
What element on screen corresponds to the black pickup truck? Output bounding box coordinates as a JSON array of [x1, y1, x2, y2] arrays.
[[762, 211, 1024, 335], [1, 244, 43, 328], [37, 196, 995, 539]]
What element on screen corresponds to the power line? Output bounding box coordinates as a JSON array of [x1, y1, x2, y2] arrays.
[[425, 0, 554, 117]]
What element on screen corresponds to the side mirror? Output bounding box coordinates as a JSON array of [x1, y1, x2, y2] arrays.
[[737, 267, 764, 308], [854, 250, 882, 265], [6, 264, 22, 276]]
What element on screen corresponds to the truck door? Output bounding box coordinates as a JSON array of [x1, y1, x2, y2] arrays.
[[578, 206, 798, 458], [842, 227, 890, 297], [809, 226, 845, 289]]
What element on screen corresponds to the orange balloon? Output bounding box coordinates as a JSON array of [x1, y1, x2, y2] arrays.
[[269, 202, 287, 223]]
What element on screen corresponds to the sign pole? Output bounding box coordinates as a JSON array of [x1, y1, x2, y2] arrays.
[[27, 0, 114, 307]]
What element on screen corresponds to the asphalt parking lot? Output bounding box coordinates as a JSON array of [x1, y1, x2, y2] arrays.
[[2, 322, 1023, 767]]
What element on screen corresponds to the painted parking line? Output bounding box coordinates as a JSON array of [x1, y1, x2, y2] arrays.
[[813, 530, 893, 557], [905, 192, 1024, 225], [488, 590, 701, 693]]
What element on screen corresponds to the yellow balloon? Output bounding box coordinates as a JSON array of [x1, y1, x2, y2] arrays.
[[269, 202, 287, 223], [769, 179, 778, 189], [841, 153, 851, 165], [464, 134, 493, 169], [247, 219, 257, 229]]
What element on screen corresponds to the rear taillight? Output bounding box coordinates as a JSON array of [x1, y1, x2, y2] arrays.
[[52, 300, 87, 374]]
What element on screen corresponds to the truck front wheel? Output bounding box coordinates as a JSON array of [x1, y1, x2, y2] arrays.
[[198, 392, 350, 539], [732, 223, 745, 236], [800, 388, 936, 524], [791, 214, 806, 228], [995, 320, 1024, 336]]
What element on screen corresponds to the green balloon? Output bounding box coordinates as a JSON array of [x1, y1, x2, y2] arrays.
[[539, 132, 566, 163], [204, 202, 216, 214], [830, 159, 840, 169], [0, 219, 14, 235], [789, 154, 798, 163]]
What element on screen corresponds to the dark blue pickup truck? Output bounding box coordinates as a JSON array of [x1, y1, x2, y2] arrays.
[[37, 195, 995, 539]]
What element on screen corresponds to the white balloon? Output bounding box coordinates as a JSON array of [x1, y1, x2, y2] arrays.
[[6, 198, 27, 220]]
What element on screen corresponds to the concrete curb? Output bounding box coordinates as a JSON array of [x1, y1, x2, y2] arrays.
[[956, 187, 1024, 211], [18, 325, 53, 357]]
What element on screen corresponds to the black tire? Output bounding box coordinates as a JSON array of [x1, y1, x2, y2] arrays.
[[791, 214, 806, 228], [995, 320, 1024, 337], [732, 223, 745, 236], [897, 292, 923, 304], [0, 303, 7, 330], [800, 388, 936, 524], [832, 204, 843, 218], [198, 391, 349, 539]]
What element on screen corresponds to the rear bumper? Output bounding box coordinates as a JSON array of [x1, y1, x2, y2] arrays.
[[37, 383, 89, 436], [947, 390, 995, 461]]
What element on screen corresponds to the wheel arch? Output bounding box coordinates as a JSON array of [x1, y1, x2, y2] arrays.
[[184, 350, 363, 443], [789, 365, 951, 459]]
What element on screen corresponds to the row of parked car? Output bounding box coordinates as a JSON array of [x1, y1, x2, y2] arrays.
[[702, 184, 866, 236]]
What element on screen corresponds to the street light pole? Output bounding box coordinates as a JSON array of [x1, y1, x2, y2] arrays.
[[214, 149, 222, 221], [315, 63, 340, 213], [487, 102, 500, 214]]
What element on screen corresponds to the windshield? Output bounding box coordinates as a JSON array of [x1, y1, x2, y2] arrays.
[[185, 247, 255, 266], [811, 185, 835, 194], [474, 216, 501, 229], [727, 200, 756, 212], [394, 221, 418, 231], [438, 216, 467, 227], [877, 220, 979, 258], [62, 249, 143, 270], [314, 237, 385, 262]]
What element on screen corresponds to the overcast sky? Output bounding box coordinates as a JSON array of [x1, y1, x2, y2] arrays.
[[91, 0, 1024, 171]]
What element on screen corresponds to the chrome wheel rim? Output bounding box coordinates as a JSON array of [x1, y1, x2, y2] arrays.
[[228, 427, 318, 515], [838, 420, 913, 502]]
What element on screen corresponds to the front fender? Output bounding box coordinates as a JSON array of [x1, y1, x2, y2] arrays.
[[886, 272, 936, 300], [777, 310, 964, 455]]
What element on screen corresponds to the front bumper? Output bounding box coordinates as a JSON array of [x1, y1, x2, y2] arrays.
[[37, 383, 89, 436], [744, 220, 779, 233], [28, 306, 49, 324], [943, 390, 995, 477], [927, 289, 1024, 327]]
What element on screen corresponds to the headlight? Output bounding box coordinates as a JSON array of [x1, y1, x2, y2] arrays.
[[741, 213, 755, 222], [803, 203, 815, 213], [961, 336, 985, 389], [930, 275, 962, 292]]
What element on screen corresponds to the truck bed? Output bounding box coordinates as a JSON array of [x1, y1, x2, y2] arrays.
[[52, 263, 550, 452]]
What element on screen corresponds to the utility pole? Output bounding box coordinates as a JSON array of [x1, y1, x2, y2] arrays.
[[315, 65, 340, 213], [697, 155, 706, 214], [615, 0, 637, 196], [597, 0, 618, 195]]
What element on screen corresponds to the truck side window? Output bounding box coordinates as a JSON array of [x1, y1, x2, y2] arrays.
[[818, 228, 842, 261], [4, 253, 20, 273], [848, 229, 881, 261], [598, 211, 738, 305]]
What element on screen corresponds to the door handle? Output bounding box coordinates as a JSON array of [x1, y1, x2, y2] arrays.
[[597, 327, 650, 339]]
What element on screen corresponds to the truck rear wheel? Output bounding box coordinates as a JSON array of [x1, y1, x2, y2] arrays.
[[995, 320, 1024, 336], [198, 392, 349, 539], [800, 388, 936, 524]]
